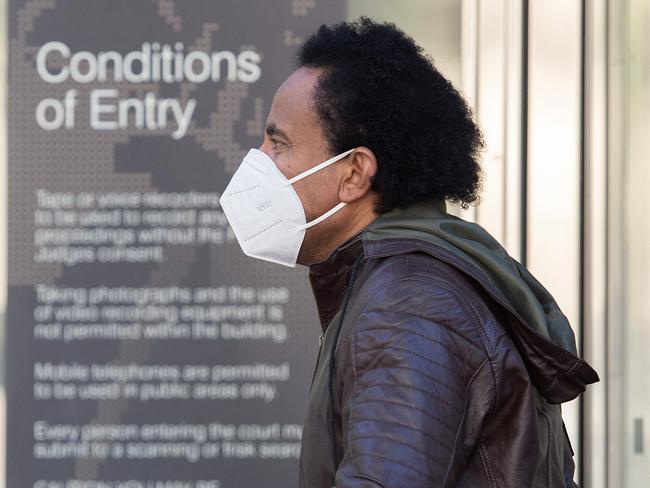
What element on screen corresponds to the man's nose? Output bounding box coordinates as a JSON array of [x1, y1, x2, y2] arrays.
[[257, 140, 273, 159]]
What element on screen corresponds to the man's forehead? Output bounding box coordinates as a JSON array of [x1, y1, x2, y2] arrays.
[[278, 66, 320, 95], [266, 67, 321, 139]]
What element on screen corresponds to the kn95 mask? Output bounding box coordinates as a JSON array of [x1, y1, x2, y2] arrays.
[[219, 147, 355, 267]]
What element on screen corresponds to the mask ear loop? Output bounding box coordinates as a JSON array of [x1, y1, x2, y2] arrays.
[[283, 148, 356, 231], [281, 148, 356, 187], [296, 201, 347, 231]]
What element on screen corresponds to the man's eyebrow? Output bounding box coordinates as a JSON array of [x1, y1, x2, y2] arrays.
[[265, 123, 291, 142]]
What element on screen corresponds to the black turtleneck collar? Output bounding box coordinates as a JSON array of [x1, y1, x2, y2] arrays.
[[307, 233, 365, 332]]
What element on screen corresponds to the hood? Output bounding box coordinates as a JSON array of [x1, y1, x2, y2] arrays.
[[360, 197, 599, 403]]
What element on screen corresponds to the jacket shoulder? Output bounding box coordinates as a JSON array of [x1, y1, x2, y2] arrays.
[[351, 251, 506, 361]]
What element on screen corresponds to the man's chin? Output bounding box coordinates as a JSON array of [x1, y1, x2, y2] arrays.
[[296, 242, 328, 267], [295, 247, 314, 267]]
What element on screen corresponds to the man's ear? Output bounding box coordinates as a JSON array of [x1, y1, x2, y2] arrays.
[[339, 146, 377, 203]]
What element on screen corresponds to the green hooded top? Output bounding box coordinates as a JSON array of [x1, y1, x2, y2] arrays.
[[362, 197, 580, 358]]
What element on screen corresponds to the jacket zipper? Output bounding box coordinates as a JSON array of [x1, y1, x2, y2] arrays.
[[308, 333, 324, 394]]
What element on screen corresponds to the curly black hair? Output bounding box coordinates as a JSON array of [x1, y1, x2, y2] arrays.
[[295, 16, 484, 214]]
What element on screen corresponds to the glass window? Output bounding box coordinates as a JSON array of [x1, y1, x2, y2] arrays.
[[620, 0, 650, 485], [346, 0, 461, 86]]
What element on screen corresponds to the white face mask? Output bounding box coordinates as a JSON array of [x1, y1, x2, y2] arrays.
[[219, 147, 355, 267]]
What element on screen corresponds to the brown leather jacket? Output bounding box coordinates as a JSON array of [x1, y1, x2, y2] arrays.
[[297, 202, 599, 488]]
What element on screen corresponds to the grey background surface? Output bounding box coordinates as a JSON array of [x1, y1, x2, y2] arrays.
[[6, 1, 346, 486]]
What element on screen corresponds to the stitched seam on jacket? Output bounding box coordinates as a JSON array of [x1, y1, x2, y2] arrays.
[[358, 380, 461, 412], [484, 317, 501, 414], [405, 276, 495, 357], [542, 359, 583, 397], [353, 453, 439, 483], [350, 433, 448, 471], [429, 271, 505, 353], [442, 358, 490, 487], [356, 343, 458, 374], [438, 282, 505, 413], [356, 364, 464, 401], [355, 324, 469, 363], [477, 439, 498, 488], [359, 308, 484, 353], [348, 266, 491, 354], [372, 255, 498, 351], [351, 392, 458, 436], [349, 474, 388, 487], [345, 269, 492, 378], [352, 399, 458, 434], [350, 318, 358, 434], [353, 416, 453, 452], [538, 407, 554, 487]]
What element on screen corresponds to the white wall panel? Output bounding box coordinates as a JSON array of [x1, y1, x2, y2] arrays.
[[527, 0, 583, 478]]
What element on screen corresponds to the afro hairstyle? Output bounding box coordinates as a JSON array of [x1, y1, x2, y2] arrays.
[[295, 16, 484, 214]]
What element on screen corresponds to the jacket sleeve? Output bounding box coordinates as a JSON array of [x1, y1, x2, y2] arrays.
[[333, 280, 493, 487]]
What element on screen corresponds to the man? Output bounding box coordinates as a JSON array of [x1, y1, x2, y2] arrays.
[[219, 17, 599, 488]]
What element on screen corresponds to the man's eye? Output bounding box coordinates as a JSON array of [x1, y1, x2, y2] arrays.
[[271, 139, 283, 150]]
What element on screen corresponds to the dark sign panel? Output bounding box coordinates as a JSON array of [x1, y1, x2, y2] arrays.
[[7, 1, 345, 487]]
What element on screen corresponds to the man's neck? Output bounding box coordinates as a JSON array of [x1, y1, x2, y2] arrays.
[[302, 203, 379, 266]]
